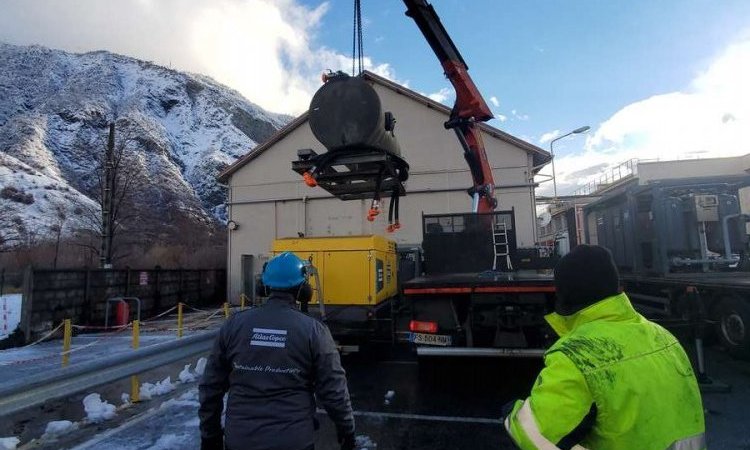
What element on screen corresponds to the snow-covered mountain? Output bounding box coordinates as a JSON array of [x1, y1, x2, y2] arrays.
[[0, 42, 290, 242]]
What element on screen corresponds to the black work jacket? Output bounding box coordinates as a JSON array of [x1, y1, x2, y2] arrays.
[[198, 293, 355, 450]]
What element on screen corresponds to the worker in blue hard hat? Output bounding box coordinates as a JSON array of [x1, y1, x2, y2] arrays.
[[199, 252, 356, 450]]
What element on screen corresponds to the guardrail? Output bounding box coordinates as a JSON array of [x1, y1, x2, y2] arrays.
[[0, 330, 217, 417]]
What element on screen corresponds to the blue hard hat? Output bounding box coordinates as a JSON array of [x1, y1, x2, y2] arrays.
[[262, 252, 308, 289]]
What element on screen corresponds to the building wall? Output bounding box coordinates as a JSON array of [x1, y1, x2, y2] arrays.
[[226, 82, 541, 302], [638, 154, 750, 184]]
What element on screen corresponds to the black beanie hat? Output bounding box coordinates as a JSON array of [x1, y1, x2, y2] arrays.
[[554, 244, 620, 316]]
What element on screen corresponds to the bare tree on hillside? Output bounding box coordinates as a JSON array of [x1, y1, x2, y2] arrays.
[[76, 121, 150, 267], [0, 214, 24, 252], [51, 204, 67, 269]]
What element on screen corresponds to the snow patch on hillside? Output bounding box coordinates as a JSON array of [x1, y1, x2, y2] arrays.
[[0, 42, 290, 237]]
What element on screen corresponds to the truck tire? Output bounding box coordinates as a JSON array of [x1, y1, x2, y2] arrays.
[[716, 296, 750, 359]]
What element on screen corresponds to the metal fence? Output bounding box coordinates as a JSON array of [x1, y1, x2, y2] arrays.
[[0, 269, 24, 296], [572, 159, 639, 196], [18, 268, 226, 343]]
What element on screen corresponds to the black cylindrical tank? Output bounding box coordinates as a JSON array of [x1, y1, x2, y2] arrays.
[[308, 74, 401, 157]]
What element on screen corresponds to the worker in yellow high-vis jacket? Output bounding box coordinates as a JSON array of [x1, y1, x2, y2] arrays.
[[504, 244, 705, 450]]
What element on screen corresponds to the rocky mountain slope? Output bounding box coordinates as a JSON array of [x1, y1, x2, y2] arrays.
[[0, 42, 290, 245]]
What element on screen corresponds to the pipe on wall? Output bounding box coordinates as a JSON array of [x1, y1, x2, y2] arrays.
[[226, 183, 538, 206], [723, 213, 750, 260]]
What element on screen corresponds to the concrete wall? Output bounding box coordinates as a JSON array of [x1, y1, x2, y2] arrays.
[[226, 81, 541, 302], [638, 154, 750, 184], [20, 269, 225, 343]]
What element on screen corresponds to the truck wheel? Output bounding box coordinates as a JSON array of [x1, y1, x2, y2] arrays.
[[716, 296, 750, 359]]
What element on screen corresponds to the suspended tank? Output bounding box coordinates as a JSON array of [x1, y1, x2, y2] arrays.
[[292, 72, 409, 222]]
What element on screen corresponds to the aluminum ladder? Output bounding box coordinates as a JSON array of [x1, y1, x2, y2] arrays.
[[492, 221, 513, 271]]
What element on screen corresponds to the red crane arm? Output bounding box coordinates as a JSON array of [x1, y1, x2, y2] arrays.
[[403, 0, 497, 212]]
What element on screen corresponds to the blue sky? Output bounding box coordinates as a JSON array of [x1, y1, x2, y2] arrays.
[[304, 0, 750, 146], [1, 0, 748, 194]]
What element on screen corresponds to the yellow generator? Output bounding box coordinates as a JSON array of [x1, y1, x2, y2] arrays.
[[271, 235, 399, 338]]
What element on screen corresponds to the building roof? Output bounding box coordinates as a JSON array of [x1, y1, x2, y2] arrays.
[[218, 70, 551, 182]]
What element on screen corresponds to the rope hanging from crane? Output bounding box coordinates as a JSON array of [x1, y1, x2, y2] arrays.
[[352, 0, 365, 76]]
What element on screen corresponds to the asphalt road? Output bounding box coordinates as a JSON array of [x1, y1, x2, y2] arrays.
[[314, 349, 541, 450], [316, 345, 750, 449], [15, 342, 750, 449]]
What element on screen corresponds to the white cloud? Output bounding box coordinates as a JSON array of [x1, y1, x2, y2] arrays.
[[539, 130, 561, 145], [511, 109, 530, 121], [496, 113, 508, 123], [489, 96, 500, 107], [0, 0, 396, 115], [536, 37, 750, 197], [427, 87, 453, 104]]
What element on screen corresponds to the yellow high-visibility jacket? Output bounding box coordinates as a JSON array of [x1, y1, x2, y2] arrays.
[[505, 293, 705, 450]]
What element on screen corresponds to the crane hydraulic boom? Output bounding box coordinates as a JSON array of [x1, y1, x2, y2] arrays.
[[403, 0, 497, 213]]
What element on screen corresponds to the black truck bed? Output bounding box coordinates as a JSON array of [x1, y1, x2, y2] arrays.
[[622, 272, 750, 291], [403, 271, 554, 294]]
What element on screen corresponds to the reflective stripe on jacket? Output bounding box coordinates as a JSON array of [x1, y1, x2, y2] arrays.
[[505, 293, 705, 450]]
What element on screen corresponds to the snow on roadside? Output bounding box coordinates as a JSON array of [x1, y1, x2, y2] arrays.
[[42, 420, 79, 439], [82, 393, 116, 423], [0, 437, 20, 450], [140, 376, 175, 400], [144, 434, 184, 450], [356, 435, 378, 449], [195, 357, 207, 376], [73, 388, 202, 450], [0, 294, 22, 340], [178, 363, 197, 383]]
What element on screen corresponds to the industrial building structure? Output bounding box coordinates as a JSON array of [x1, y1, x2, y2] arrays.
[[219, 71, 550, 302], [537, 154, 750, 254]]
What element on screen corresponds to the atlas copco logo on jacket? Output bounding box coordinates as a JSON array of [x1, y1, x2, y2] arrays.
[[250, 328, 287, 348]]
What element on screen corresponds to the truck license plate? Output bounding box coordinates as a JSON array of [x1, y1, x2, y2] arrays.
[[410, 332, 452, 346]]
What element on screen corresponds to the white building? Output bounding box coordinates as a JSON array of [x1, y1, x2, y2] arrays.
[[218, 71, 551, 302]]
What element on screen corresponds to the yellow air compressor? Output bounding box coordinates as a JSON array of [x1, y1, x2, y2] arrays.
[[270, 235, 398, 337]]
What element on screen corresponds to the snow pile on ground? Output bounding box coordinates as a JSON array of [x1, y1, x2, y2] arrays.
[[82, 393, 116, 423], [120, 393, 131, 406], [195, 357, 207, 376], [0, 437, 20, 450], [383, 390, 395, 406], [0, 294, 22, 341], [178, 363, 197, 383], [140, 376, 176, 400], [178, 389, 199, 402], [356, 435, 378, 449], [42, 420, 78, 439], [160, 389, 200, 409], [144, 433, 184, 450]]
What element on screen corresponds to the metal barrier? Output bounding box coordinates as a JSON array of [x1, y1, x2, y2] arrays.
[[0, 330, 217, 417]]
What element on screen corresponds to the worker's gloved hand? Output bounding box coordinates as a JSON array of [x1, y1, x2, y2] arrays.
[[200, 434, 224, 450], [338, 430, 356, 450]]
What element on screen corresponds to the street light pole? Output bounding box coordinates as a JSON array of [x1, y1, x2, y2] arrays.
[[549, 125, 590, 201]]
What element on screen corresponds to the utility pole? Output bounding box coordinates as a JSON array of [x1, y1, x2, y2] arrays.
[[100, 123, 115, 269]]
